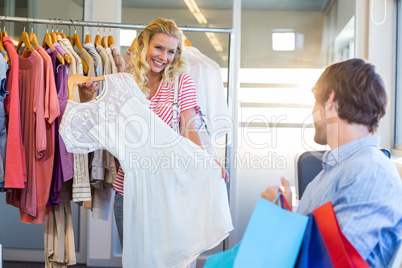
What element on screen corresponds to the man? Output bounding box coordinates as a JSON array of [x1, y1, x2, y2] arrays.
[[261, 58, 402, 267]]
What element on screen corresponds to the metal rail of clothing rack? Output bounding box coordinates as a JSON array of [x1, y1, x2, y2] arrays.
[[0, 16, 234, 33], [0, 15, 237, 250]]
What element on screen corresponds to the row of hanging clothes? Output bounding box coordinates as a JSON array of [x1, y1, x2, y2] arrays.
[[0, 17, 231, 267], [0, 22, 129, 267]]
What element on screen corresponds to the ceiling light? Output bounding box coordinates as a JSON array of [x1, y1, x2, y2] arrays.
[[183, 0, 224, 53], [184, 0, 208, 24], [205, 32, 223, 52], [272, 32, 295, 51]]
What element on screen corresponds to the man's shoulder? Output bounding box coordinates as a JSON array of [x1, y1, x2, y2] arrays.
[[345, 146, 395, 169], [337, 146, 401, 187]]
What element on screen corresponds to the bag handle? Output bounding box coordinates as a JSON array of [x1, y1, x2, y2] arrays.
[[273, 192, 292, 211], [172, 75, 180, 133]]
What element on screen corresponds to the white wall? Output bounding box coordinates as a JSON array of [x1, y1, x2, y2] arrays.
[[241, 10, 324, 68], [37, 0, 83, 40], [366, 0, 395, 150], [336, 0, 355, 35]]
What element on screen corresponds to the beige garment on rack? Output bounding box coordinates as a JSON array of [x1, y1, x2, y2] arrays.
[[96, 45, 111, 76], [58, 36, 91, 203], [45, 181, 76, 268], [90, 44, 116, 221], [110, 44, 125, 72], [105, 47, 117, 74], [57, 39, 76, 78], [78, 48, 102, 204], [78, 48, 95, 77], [122, 49, 131, 68]]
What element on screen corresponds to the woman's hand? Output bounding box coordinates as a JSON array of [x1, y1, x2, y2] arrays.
[[78, 78, 100, 103], [180, 108, 229, 183], [261, 177, 292, 207]]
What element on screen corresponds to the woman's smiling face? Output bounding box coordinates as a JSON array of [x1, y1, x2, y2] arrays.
[[146, 33, 178, 76]]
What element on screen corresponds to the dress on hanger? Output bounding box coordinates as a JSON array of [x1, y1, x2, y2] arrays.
[[3, 36, 26, 190], [6, 48, 45, 221], [183, 46, 231, 141], [60, 72, 233, 268], [109, 44, 125, 72]]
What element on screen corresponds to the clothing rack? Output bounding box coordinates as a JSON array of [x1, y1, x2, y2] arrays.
[[1, 15, 237, 215], [0, 16, 234, 34], [1, 15, 237, 253]]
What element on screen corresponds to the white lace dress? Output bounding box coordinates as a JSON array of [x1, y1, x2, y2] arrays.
[[59, 73, 233, 268]]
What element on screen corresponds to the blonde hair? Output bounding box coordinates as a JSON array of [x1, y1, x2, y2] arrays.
[[126, 18, 188, 94]]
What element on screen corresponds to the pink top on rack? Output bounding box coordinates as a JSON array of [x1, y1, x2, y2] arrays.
[[6, 48, 45, 219], [2, 37, 26, 189], [20, 46, 59, 224]]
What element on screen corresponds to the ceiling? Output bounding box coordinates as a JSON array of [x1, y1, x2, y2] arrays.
[[122, 0, 326, 11], [0, 0, 326, 11]]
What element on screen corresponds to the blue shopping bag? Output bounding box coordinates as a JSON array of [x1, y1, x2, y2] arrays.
[[295, 213, 334, 268], [204, 243, 241, 268], [233, 197, 308, 268]]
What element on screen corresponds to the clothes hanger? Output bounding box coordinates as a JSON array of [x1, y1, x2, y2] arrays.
[[60, 23, 67, 39], [0, 17, 9, 67], [107, 27, 115, 47], [0, 18, 9, 66], [85, 27, 92, 44], [73, 27, 83, 50], [128, 37, 136, 53], [67, 74, 105, 100], [94, 24, 101, 46], [55, 23, 61, 37], [0, 32, 5, 53], [0, 32, 10, 67], [42, 24, 65, 65], [101, 26, 108, 48], [49, 20, 58, 44], [56, 19, 65, 39], [16, 24, 35, 53], [29, 23, 39, 48], [67, 35, 74, 46], [2, 16, 8, 38], [57, 23, 71, 64], [184, 39, 192, 47], [66, 23, 74, 46], [71, 21, 88, 73]]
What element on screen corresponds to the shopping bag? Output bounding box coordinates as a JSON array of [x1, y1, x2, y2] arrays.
[[295, 213, 334, 268], [203, 243, 241, 268], [233, 197, 309, 268], [312, 202, 369, 268]]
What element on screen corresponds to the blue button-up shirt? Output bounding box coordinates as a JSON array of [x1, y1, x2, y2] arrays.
[[297, 136, 402, 267]]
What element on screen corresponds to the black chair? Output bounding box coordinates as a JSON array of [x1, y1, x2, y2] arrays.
[[295, 148, 391, 199]]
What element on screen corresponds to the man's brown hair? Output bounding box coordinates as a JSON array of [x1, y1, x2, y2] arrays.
[[312, 58, 387, 133]]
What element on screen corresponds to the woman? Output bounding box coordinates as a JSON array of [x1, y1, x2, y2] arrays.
[[79, 18, 228, 254]]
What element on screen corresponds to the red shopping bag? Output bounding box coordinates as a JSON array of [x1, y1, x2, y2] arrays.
[[312, 202, 369, 268]]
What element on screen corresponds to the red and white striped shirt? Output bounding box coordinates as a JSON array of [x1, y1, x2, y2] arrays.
[[113, 74, 198, 195]]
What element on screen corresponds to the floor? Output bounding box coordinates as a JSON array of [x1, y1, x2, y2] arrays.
[[2, 262, 120, 268]]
